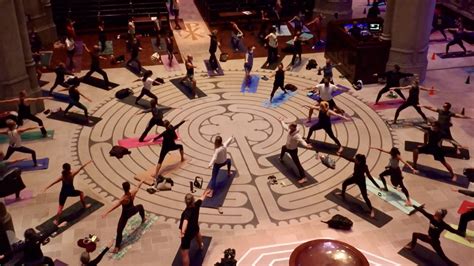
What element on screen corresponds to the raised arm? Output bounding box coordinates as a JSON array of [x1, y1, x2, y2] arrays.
[[369, 147, 389, 154], [223, 136, 234, 148], [71, 160, 93, 177], [390, 85, 411, 91], [328, 110, 350, 120], [17, 126, 38, 133], [365, 167, 381, 189], [453, 112, 471, 119], [419, 86, 438, 92], [101, 198, 122, 218], [398, 155, 417, 173], [43, 176, 63, 192], [419, 105, 437, 112], [79, 91, 92, 102], [82, 43, 91, 54], [413, 205, 432, 219], [4, 157, 27, 165], [280, 120, 289, 131], [456, 189, 474, 197], [296, 134, 312, 149], [173, 120, 186, 130], [0, 98, 19, 104], [130, 180, 145, 198]]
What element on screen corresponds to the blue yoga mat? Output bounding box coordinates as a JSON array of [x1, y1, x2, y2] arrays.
[[202, 171, 236, 208], [263, 91, 296, 108], [9, 158, 49, 171], [289, 22, 311, 33], [42, 90, 70, 103], [240, 75, 260, 93]]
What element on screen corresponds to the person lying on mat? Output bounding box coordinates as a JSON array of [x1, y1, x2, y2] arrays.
[[451, 188, 474, 240], [80, 239, 114, 266]]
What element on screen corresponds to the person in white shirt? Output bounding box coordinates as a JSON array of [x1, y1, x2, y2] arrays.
[[307, 78, 347, 115], [65, 36, 75, 70], [280, 119, 312, 184], [135, 70, 160, 104], [264, 27, 279, 65], [207, 136, 234, 197], [0, 120, 38, 167]]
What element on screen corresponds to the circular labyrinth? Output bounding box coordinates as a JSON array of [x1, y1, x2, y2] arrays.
[[74, 69, 394, 229]]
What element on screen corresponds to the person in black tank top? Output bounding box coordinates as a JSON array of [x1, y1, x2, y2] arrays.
[[61, 78, 92, 123], [83, 43, 111, 88], [336, 154, 381, 218], [305, 101, 351, 154], [43, 161, 93, 224], [0, 90, 51, 136], [180, 55, 197, 98], [49, 63, 73, 94], [392, 78, 431, 124], [102, 181, 145, 253], [138, 99, 166, 142], [208, 30, 220, 72], [269, 63, 288, 102]]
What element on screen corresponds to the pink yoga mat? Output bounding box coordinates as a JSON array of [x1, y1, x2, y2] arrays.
[[368, 99, 404, 111], [118, 133, 181, 149], [4, 189, 33, 205], [162, 56, 181, 71]]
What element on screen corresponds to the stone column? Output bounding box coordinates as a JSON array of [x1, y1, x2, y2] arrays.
[[386, 0, 435, 81], [313, 0, 353, 23], [379, 0, 395, 41], [23, 0, 57, 45]]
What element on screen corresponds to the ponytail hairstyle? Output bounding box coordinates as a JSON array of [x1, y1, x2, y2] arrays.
[[142, 70, 153, 82], [355, 154, 366, 165], [62, 163, 71, 178], [122, 181, 131, 195], [389, 147, 400, 158], [214, 136, 223, 149]]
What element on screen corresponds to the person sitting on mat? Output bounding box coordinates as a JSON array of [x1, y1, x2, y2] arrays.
[[179, 190, 211, 266], [373, 64, 413, 104], [49, 62, 73, 94], [138, 99, 165, 142], [268, 63, 287, 102], [450, 188, 474, 240], [336, 153, 381, 218], [102, 180, 145, 253], [135, 70, 159, 105], [43, 161, 93, 224], [369, 147, 417, 206], [244, 46, 255, 89], [208, 136, 234, 198], [390, 77, 433, 124], [80, 239, 114, 266], [405, 205, 462, 266], [0, 90, 52, 137], [419, 102, 470, 155], [180, 55, 197, 97], [82, 43, 112, 89], [0, 119, 39, 167], [59, 78, 93, 124], [307, 78, 347, 114]]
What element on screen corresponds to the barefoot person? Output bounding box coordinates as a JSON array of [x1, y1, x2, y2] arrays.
[[43, 161, 93, 224], [0, 120, 38, 166], [180, 190, 211, 266], [138, 99, 165, 142], [60, 77, 92, 123], [49, 62, 73, 94], [82, 43, 111, 89], [391, 77, 431, 124], [337, 153, 381, 218], [307, 78, 347, 114], [152, 120, 186, 186], [373, 64, 413, 104], [269, 63, 287, 102], [180, 55, 197, 97], [370, 147, 417, 206], [244, 46, 255, 88], [135, 70, 159, 105], [208, 136, 234, 197], [102, 180, 146, 253]]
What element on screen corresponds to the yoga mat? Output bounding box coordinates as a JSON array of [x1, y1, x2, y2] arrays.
[[119, 95, 172, 111], [444, 224, 474, 248], [118, 133, 180, 149], [458, 200, 474, 215], [289, 22, 311, 33], [203, 59, 224, 76], [286, 33, 314, 45], [202, 171, 236, 208], [54, 259, 68, 266], [98, 40, 114, 55], [261, 55, 286, 70], [385, 117, 427, 129], [36, 196, 103, 237], [42, 89, 70, 102], [172, 236, 212, 266], [266, 154, 317, 187], [126, 63, 148, 77], [40, 51, 53, 67], [75, 41, 84, 55], [171, 18, 186, 30], [275, 25, 292, 36], [0, 130, 54, 144], [240, 75, 260, 93], [398, 243, 453, 266], [366, 179, 420, 215], [262, 91, 297, 108], [38, 80, 49, 87], [67, 55, 83, 73], [403, 162, 469, 188], [150, 37, 166, 53], [464, 66, 474, 74], [368, 99, 404, 111], [47, 111, 102, 127], [437, 51, 474, 59], [80, 76, 119, 90], [110, 213, 158, 260], [308, 140, 357, 158], [404, 141, 470, 160], [307, 88, 344, 101], [161, 56, 181, 71], [134, 168, 155, 186], [325, 188, 393, 228], [9, 158, 49, 172], [169, 78, 207, 99], [301, 116, 344, 127], [4, 189, 33, 206]]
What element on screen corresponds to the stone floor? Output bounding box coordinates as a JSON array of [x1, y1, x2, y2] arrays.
[[2, 0, 474, 265]]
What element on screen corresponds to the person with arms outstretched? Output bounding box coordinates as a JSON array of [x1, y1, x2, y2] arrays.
[[0, 119, 38, 166]]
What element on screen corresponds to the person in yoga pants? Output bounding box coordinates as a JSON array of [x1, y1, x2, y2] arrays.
[[49, 63, 73, 94], [290, 31, 303, 66], [208, 30, 220, 73], [420, 102, 471, 154], [135, 70, 159, 104], [180, 55, 197, 97], [166, 32, 174, 66], [127, 37, 142, 72], [1, 120, 38, 166], [264, 28, 278, 65], [138, 99, 165, 142], [208, 136, 234, 197], [413, 122, 456, 181], [406, 205, 460, 266], [392, 78, 431, 124], [269, 63, 287, 102], [373, 64, 413, 104], [0, 151, 27, 199], [280, 119, 313, 184], [152, 120, 186, 185], [244, 46, 255, 88], [337, 153, 381, 218], [102, 180, 145, 253], [98, 20, 107, 52], [43, 161, 93, 224], [318, 59, 341, 84], [305, 101, 350, 154], [82, 43, 111, 88], [0, 90, 52, 136], [230, 21, 243, 52], [450, 188, 474, 238], [307, 78, 347, 114], [370, 147, 417, 206], [179, 190, 211, 266], [80, 239, 113, 266], [431, 11, 448, 40], [445, 22, 472, 54], [60, 78, 92, 122]]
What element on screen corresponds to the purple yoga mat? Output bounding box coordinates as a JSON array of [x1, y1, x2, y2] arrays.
[[9, 158, 49, 171], [5, 189, 33, 205], [368, 99, 404, 111], [162, 56, 181, 71]]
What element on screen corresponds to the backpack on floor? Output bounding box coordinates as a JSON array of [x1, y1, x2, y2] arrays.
[[306, 59, 318, 70], [284, 84, 298, 92], [322, 214, 353, 230], [109, 145, 131, 159], [115, 88, 133, 99]]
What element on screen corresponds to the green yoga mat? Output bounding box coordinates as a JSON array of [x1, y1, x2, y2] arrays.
[[366, 178, 421, 215], [109, 212, 158, 260], [444, 224, 474, 248], [0, 130, 54, 143]]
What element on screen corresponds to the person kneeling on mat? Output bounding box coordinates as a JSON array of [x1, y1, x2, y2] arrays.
[[208, 136, 234, 198]]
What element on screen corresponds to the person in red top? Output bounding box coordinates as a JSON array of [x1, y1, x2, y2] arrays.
[[66, 19, 76, 39]]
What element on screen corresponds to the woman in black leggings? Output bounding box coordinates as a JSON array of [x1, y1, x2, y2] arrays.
[[305, 101, 350, 154], [336, 153, 381, 218], [0, 90, 52, 137], [269, 63, 287, 102], [445, 23, 472, 55], [135, 70, 160, 104], [59, 77, 92, 122], [102, 180, 145, 253], [1, 119, 38, 166], [392, 78, 431, 124], [138, 99, 165, 142]]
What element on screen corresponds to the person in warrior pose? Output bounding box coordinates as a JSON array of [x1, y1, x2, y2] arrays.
[[446, 21, 473, 55], [391, 77, 432, 124], [369, 147, 417, 206], [0, 120, 38, 166], [336, 153, 381, 218], [43, 161, 93, 224], [207, 136, 233, 197], [373, 64, 413, 104], [49, 63, 73, 94], [318, 58, 341, 84], [102, 180, 146, 253], [60, 78, 92, 123], [82, 43, 112, 89], [268, 63, 287, 102], [307, 78, 347, 114], [135, 70, 159, 104], [305, 101, 350, 154], [138, 99, 165, 142]]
